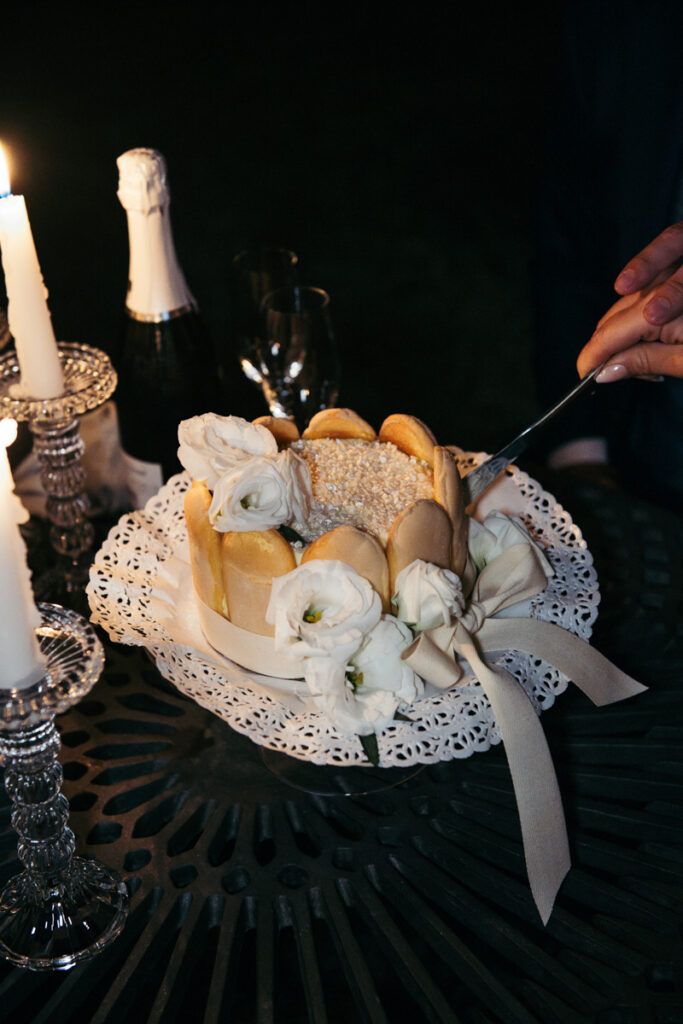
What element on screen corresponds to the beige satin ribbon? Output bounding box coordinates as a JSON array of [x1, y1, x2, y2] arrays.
[[402, 542, 647, 924]]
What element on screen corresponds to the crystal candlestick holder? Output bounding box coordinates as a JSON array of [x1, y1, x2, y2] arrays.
[[0, 603, 128, 970], [0, 342, 117, 599]]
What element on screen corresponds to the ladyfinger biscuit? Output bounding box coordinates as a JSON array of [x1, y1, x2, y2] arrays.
[[301, 524, 391, 610], [252, 415, 300, 448], [434, 446, 468, 577], [184, 481, 225, 615], [378, 414, 437, 466], [302, 408, 376, 441], [386, 498, 452, 592], [221, 529, 296, 636]]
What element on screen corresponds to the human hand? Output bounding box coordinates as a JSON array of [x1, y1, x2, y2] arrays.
[[577, 262, 683, 382], [613, 221, 683, 324]]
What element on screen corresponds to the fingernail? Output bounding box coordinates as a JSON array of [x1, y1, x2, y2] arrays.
[[596, 363, 628, 384], [615, 269, 635, 291], [635, 374, 665, 382], [644, 296, 671, 323]]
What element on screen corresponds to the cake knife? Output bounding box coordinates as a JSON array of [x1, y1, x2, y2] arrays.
[[462, 362, 606, 505]]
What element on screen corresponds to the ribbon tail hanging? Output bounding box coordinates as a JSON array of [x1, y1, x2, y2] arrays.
[[477, 618, 648, 706], [458, 633, 571, 925], [398, 534, 649, 922]]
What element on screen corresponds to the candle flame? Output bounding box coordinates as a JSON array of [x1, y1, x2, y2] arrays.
[[0, 144, 11, 198], [0, 418, 18, 449]]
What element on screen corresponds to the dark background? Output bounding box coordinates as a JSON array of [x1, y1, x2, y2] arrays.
[[0, 3, 562, 453]]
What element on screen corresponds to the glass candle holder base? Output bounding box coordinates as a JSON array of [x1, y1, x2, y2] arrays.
[[0, 856, 128, 971], [33, 561, 93, 617], [0, 604, 128, 971]]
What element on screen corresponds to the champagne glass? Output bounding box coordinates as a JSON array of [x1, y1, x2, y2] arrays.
[[260, 285, 341, 430], [227, 247, 299, 419]]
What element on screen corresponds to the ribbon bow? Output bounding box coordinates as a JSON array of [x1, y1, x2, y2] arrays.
[[402, 543, 646, 924]]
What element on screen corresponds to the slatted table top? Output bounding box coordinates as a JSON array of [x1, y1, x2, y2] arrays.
[[1, 477, 682, 1024]]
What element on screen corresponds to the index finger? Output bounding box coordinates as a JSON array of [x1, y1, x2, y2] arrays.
[[614, 221, 683, 295], [642, 263, 683, 325], [577, 303, 661, 379]]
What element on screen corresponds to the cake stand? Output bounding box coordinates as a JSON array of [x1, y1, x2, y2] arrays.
[[87, 467, 600, 769], [0, 342, 117, 603], [259, 748, 424, 794], [0, 603, 128, 970]]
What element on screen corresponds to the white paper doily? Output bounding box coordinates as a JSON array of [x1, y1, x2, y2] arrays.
[[87, 457, 600, 767]]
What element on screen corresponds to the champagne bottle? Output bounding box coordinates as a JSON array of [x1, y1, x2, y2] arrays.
[[115, 147, 220, 507]]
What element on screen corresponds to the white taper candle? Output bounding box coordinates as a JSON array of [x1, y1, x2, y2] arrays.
[[0, 144, 64, 399], [0, 418, 46, 690]]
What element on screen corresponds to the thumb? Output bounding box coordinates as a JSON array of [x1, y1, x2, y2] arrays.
[[595, 342, 683, 382]]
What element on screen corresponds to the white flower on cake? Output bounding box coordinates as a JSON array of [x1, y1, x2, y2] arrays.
[[178, 413, 312, 532], [303, 616, 422, 735], [208, 454, 309, 532], [469, 511, 554, 576], [392, 558, 464, 631], [266, 559, 382, 661], [276, 448, 313, 524], [178, 413, 278, 489]]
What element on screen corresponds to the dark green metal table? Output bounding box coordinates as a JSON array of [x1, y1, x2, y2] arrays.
[[1, 476, 681, 1023]]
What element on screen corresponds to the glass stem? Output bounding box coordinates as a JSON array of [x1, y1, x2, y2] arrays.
[[29, 416, 94, 576], [1, 719, 75, 891]]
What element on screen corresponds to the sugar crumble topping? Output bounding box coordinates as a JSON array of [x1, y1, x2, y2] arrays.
[[289, 438, 434, 545]]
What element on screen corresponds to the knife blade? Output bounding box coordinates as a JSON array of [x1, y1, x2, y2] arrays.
[[462, 362, 606, 505]]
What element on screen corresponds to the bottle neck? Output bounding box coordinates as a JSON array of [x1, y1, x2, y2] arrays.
[[124, 204, 196, 321]]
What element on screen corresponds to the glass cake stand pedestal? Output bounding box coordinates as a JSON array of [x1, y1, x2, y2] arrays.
[[0, 342, 117, 605], [260, 748, 423, 796], [0, 604, 128, 971]]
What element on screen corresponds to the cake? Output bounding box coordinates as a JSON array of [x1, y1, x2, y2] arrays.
[[178, 407, 473, 736]]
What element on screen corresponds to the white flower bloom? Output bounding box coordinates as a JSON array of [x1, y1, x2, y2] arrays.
[[266, 559, 381, 661], [276, 448, 312, 523], [208, 456, 293, 532], [393, 559, 464, 631], [303, 615, 422, 735], [352, 616, 422, 704], [469, 511, 554, 577], [177, 413, 277, 488]]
